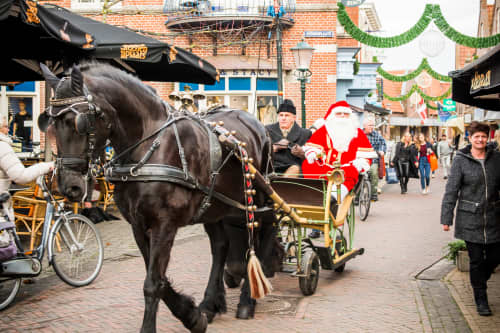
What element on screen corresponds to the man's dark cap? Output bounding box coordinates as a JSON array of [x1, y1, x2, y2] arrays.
[[278, 99, 296, 115]]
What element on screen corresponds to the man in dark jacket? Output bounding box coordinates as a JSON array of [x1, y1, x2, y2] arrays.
[[266, 99, 311, 176], [441, 121, 500, 316]]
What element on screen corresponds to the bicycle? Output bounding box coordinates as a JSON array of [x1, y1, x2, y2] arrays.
[[0, 175, 104, 310], [356, 170, 371, 221]]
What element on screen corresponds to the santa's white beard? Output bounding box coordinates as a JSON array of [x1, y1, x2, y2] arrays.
[[325, 116, 358, 152]]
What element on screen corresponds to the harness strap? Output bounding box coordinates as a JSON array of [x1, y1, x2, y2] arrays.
[[172, 122, 189, 180], [105, 164, 270, 213]]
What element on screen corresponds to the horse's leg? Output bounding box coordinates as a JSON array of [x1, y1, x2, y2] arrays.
[[199, 222, 228, 323], [148, 226, 207, 333], [236, 277, 256, 319], [140, 222, 171, 333]]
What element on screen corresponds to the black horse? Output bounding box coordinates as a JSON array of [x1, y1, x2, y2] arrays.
[[39, 63, 278, 332]]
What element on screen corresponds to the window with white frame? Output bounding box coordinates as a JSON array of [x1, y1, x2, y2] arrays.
[[176, 73, 278, 122]]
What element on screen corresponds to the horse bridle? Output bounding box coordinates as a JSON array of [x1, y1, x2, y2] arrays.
[[46, 86, 103, 176]]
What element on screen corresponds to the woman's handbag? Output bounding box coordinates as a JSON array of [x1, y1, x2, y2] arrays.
[[385, 167, 399, 184], [429, 153, 438, 172], [378, 155, 386, 179]]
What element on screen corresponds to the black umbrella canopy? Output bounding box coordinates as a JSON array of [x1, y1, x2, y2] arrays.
[[449, 44, 500, 111], [0, 0, 218, 84]]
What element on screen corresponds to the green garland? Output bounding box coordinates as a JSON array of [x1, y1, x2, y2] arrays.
[[337, 3, 432, 48], [426, 101, 438, 110], [382, 84, 452, 102], [377, 58, 452, 82], [432, 5, 500, 49], [338, 2, 500, 49]]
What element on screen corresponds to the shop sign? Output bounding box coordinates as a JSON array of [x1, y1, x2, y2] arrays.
[[341, 0, 366, 7], [470, 70, 491, 92], [304, 31, 334, 38], [219, 69, 275, 77], [442, 98, 456, 112]]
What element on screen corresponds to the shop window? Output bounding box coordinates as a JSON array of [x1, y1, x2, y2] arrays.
[[229, 96, 248, 112], [205, 78, 226, 91], [7, 82, 35, 92], [257, 95, 278, 125], [229, 78, 250, 91], [207, 95, 225, 108], [256, 78, 278, 91], [8, 97, 33, 152]]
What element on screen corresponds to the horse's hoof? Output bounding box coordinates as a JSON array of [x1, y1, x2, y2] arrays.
[[236, 304, 255, 320], [190, 313, 208, 333]]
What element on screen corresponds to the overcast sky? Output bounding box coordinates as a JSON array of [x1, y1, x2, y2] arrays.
[[371, 0, 488, 74]]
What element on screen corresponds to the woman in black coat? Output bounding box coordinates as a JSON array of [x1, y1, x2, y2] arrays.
[[441, 122, 500, 316], [391, 132, 419, 194]]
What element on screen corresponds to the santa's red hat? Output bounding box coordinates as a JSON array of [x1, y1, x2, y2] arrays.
[[324, 101, 352, 120]]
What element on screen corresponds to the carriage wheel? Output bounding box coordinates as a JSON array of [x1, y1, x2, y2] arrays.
[[334, 236, 347, 273], [0, 277, 21, 311], [358, 179, 371, 221], [223, 269, 242, 288], [299, 250, 320, 296]]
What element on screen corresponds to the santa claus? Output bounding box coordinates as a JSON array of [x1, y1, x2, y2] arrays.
[[302, 101, 377, 201]]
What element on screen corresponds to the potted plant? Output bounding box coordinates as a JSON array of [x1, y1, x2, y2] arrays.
[[445, 240, 469, 272]]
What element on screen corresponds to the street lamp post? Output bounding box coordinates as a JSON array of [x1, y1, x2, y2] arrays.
[[291, 39, 314, 128]]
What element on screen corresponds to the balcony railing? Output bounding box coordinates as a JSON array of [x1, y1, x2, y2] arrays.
[[163, 0, 295, 19]]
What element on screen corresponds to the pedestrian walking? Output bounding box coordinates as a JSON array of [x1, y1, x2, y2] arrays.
[[416, 133, 433, 194], [391, 132, 418, 194], [441, 121, 500, 317], [430, 137, 438, 178], [437, 134, 452, 179], [363, 117, 386, 201]]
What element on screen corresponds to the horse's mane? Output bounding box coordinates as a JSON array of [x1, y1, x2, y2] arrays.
[[77, 61, 160, 101]]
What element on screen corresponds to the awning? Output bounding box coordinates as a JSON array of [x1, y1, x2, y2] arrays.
[[363, 103, 391, 116], [449, 44, 500, 111], [0, 0, 218, 84]]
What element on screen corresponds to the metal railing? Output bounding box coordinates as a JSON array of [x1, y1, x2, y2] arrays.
[[163, 0, 295, 19]]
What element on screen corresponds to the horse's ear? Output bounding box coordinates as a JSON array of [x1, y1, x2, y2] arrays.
[[40, 63, 60, 91], [70, 65, 84, 95]]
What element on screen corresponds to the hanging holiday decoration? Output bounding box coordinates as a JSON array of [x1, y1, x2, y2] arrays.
[[426, 101, 438, 110], [376, 58, 452, 82], [337, 2, 500, 48], [415, 72, 432, 88], [382, 84, 452, 102], [419, 28, 445, 57]]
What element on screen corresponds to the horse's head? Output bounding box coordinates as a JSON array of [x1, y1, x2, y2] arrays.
[[39, 64, 112, 202]]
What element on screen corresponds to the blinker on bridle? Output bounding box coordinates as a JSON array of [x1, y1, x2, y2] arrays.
[[47, 89, 103, 174]]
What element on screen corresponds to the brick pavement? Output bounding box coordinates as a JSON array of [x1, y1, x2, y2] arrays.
[[1, 169, 497, 332]]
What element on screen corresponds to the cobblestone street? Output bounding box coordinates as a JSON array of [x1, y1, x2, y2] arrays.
[[0, 170, 496, 332]]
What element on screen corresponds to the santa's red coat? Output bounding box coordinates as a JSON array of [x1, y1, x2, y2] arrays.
[[302, 127, 375, 191]]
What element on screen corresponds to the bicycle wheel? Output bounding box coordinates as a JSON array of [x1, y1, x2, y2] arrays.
[[0, 277, 21, 311], [50, 214, 104, 287], [358, 179, 371, 221]]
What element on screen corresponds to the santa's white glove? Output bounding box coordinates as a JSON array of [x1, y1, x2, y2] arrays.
[[306, 151, 317, 164], [331, 184, 349, 202], [352, 158, 370, 172], [304, 146, 322, 164]]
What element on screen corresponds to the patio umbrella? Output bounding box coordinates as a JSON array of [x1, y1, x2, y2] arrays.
[[0, 0, 218, 84]]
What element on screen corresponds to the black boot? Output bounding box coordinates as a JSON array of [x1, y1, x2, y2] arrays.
[[474, 289, 492, 316], [400, 183, 405, 194]]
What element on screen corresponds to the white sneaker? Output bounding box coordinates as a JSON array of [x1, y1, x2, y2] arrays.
[[426, 187, 430, 194], [422, 189, 426, 194]]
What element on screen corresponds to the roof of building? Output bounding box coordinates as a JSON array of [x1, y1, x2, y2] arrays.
[[381, 71, 405, 114]]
